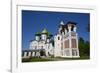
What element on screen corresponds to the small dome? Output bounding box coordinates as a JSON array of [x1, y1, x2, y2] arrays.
[[41, 28, 53, 38], [35, 32, 41, 36]]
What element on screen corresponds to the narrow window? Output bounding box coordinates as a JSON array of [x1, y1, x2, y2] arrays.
[[71, 39, 77, 48], [64, 40, 69, 48], [58, 37, 60, 40], [72, 49, 77, 56]]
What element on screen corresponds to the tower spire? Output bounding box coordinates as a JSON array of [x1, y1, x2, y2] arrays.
[[60, 21, 64, 25]]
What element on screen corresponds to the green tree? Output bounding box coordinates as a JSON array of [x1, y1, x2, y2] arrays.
[[78, 37, 90, 57], [78, 37, 85, 56], [84, 41, 90, 56]]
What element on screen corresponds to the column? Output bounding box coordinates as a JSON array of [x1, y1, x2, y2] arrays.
[[24, 52, 27, 58], [69, 38, 72, 57], [65, 29, 67, 35], [36, 52, 40, 57], [28, 52, 31, 57], [68, 25, 72, 57], [68, 26, 71, 33], [32, 52, 35, 57]]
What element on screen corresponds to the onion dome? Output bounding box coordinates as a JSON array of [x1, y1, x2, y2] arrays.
[[35, 32, 41, 36], [42, 28, 53, 38], [47, 32, 53, 39]]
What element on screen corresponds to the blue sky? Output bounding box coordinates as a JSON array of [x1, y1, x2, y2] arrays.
[[22, 10, 90, 50]]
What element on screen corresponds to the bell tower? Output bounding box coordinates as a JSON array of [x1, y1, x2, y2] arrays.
[[66, 22, 80, 57]]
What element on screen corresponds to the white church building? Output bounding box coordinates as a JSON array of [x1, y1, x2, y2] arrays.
[[29, 28, 54, 57], [22, 21, 80, 58]]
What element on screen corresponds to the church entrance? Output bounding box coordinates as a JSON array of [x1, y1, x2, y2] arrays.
[[40, 50, 46, 56]]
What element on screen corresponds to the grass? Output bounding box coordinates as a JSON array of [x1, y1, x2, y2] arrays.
[[30, 57, 54, 62], [22, 55, 90, 62], [57, 55, 90, 60], [22, 57, 53, 62]]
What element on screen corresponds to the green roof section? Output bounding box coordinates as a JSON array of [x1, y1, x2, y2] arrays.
[[35, 28, 53, 37], [46, 32, 53, 38], [35, 32, 41, 36], [42, 28, 48, 34]]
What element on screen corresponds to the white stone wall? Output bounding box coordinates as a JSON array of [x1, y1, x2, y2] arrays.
[[54, 34, 62, 57], [29, 41, 38, 50], [29, 38, 54, 57], [35, 36, 40, 41], [41, 34, 47, 41]]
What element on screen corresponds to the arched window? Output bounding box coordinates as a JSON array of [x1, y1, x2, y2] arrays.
[[64, 40, 69, 48], [58, 36, 60, 40], [72, 49, 77, 56], [65, 50, 70, 56]]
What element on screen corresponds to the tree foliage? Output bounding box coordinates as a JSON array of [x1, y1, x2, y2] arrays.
[[78, 37, 90, 57]]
